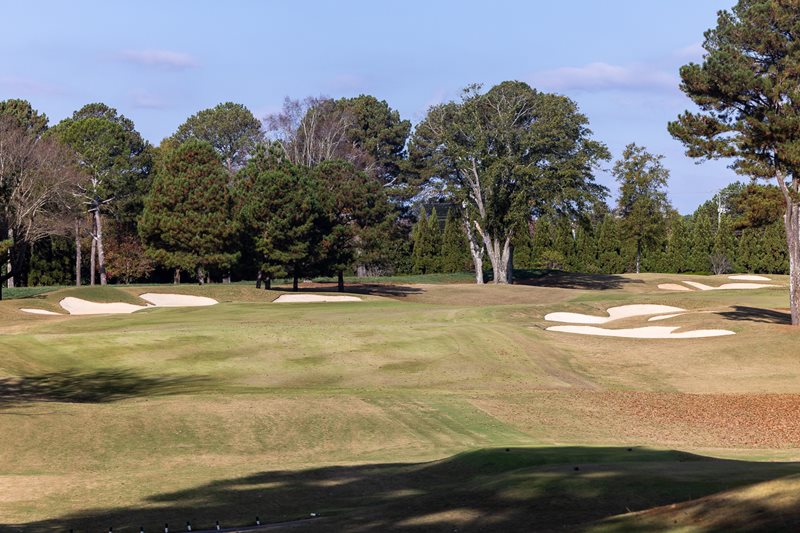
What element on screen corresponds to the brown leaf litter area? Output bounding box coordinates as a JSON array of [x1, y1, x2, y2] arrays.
[[591, 391, 800, 448]]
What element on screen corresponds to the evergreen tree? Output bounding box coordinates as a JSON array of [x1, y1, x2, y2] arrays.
[[711, 214, 737, 274], [664, 217, 691, 273], [139, 140, 238, 284], [596, 214, 624, 273], [689, 213, 713, 273], [235, 147, 332, 290], [612, 143, 671, 273], [411, 208, 442, 274], [440, 209, 470, 273]]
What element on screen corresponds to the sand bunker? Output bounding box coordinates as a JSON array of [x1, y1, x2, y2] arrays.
[[657, 283, 692, 291], [20, 308, 62, 316], [647, 313, 685, 322], [546, 325, 735, 339], [729, 274, 772, 281], [57, 293, 218, 315], [140, 293, 218, 307], [544, 304, 684, 324], [683, 281, 776, 291], [59, 297, 148, 315], [273, 294, 362, 303]]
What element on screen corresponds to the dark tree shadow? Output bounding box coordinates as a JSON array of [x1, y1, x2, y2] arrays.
[[511, 269, 639, 290], [9, 447, 800, 533], [0, 369, 209, 408], [270, 283, 425, 299], [717, 306, 792, 325]]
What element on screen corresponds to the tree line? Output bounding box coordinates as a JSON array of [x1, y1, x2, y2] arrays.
[[0, 85, 792, 300], [3, 1, 800, 330]]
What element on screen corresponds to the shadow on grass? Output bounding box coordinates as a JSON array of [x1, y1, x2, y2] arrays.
[[10, 447, 800, 532], [270, 282, 426, 299], [512, 269, 638, 290], [0, 369, 208, 407], [717, 306, 792, 325]]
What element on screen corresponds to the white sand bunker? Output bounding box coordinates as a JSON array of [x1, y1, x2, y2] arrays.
[[273, 294, 361, 303], [683, 281, 776, 291], [58, 293, 218, 315], [729, 274, 772, 281], [20, 308, 62, 316], [659, 279, 778, 291], [657, 283, 692, 291], [140, 293, 218, 307], [546, 325, 735, 339], [544, 304, 684, 324]]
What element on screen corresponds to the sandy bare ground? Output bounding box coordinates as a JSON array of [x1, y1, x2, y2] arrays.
[[683, 280, 777, 291], [729, 274, 772, 281], [546, 324, 735, 338], [657, 283, 692, 291], [59, 297, 149, 315], [544, 304, 684, 324], [57, 294, 219, 315], [273, 294, 362, 303], [140, 293, 218, 307], [19, 308, 62, 316]]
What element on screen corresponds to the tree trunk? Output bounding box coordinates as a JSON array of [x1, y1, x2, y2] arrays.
[[785, 200, 800, 326], [463, 218, 484, 284], [174, 268, 181, 285], [5, 228, 13, 288], [256, 270, 263, 289], [90, 231, 96, 286], [483, 233, 512, 284], [196, 266, 205, 285], [265, 277, 271, 290], [293, 270, 299, 292], [94, 209, 107, 286], [223, 274, 231, 284], [337, 270, 344, 292], [74, 221, 82, 286], [636, 240, 641, 274], [356, 265, 367, 277]]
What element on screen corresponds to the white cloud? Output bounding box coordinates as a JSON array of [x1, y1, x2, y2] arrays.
[[0, 76, 64, 96], [328, 74, 365, 91], [531, 62, 677, 93], [129, 90, 168, 109], [119, 49, 199, 70], [674, 42, 706, 60]]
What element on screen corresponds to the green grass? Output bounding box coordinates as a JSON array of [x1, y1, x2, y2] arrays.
[[1, 275, 799, 531]]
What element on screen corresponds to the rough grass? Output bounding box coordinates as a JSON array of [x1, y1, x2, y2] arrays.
[[0, 274, 799, 531]]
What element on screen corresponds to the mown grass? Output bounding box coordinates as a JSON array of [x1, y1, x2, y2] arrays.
[[0, 274, 798, 531]]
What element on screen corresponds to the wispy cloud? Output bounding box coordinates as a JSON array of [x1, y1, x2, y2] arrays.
[[129, 90, 169, 109], [118, 49, 199, 70], [674, 42, 705, 60], [0, 76, 64, 96], [531, 62, 677, 93], [328, 74, 365, 91]]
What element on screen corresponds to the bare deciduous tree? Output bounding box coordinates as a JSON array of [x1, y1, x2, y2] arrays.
[[0, 117, 83, 296]]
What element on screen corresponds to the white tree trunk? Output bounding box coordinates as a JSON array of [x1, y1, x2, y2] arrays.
[[785, 200, 800, 326], [74, 220, 81, 287], [93, 209, 107, 286], [5, 228, 13, 288], [90, 228, 96, 286], [463, 218, 484, 284], [776, 171, 800, 326]]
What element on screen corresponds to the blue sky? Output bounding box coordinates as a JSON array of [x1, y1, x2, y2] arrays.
[[1, 0, 737, 213]]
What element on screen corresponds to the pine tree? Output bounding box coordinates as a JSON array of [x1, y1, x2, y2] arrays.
[[689, 213, 713, 273], [411, 209, 429, 274], [235, 148, 332, 290], [440, 209, 469, 273], [596, 214, 624, 273], [426, 208, 442, 273], [139, 140, 238, 284], [711, 214, 737, 274]]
